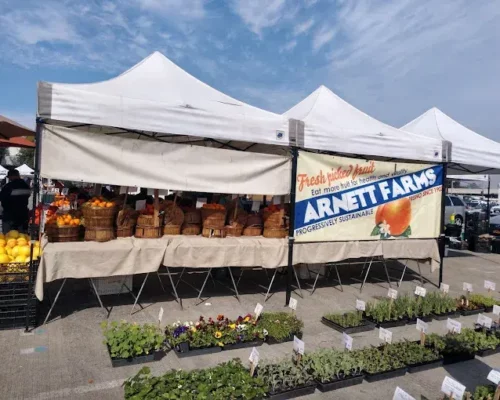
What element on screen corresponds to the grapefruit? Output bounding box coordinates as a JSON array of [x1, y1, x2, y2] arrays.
[[6, 239, 17, 248], [11, 246, 20, 258], [0, 239, 5, 247], [6, 230, 19, 239], [0, 247, 6, 255], [19, 246, 31, 257], [17, 238, 27, 247], [375, 198, 412, 236], [14, 255, 26, 263], [0, 254, 9, 264]]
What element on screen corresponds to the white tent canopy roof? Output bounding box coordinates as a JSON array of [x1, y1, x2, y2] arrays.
[[284, 85, 444, 163], [402, 107, 500, 174], [16, 164, 34, 175], [38, 51, 289, 148]]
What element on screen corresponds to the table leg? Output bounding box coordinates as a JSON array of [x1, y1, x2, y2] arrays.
[[130, 273, 149, 314], [197, 269, 212, 301], [398, 260, 408, 287], [43, 278, 67, 325], [334, 264, 343, 292], [310, 268, 322, 295], [165, 267, 182, 310], [89, 278, 109, 317], [293, 266, 303, 298], [417, 261, 424, 285], [360, 257, 374, 293], [264, 269, 278, 302], [382, 259, 392, 288], [156, 271, 167, 293], [227, 267, 240, 302]]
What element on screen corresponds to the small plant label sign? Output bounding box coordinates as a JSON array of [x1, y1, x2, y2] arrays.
[[487, 369, 500, 385], [447, 318, 462, 334], [440, 283, 450, 294], [293, 336, 305, 355], [463, 282, 473, 293], [416, 318, 428, 333], [387, 288, 398, 300], [254, 303, 264, 320], [342, 332, 353, 351], [379, 327, 393, 344], [477, 314, 493, 329], [158, 307, 164, 325], [355, 299, 366, 311], [249, 347, 259, 376], [393, 387, 416, 400], [441, 376, 466, 400], [196, 197, 207, 208], [289, 297, 298, 311], [493, 305, 500, 316], [484, 280, 496, 291], [415, 286, 427, 297], [251, 200, 261, 212]]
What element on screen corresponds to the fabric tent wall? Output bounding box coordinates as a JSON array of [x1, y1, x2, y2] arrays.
[[40, 125, 291, 195]]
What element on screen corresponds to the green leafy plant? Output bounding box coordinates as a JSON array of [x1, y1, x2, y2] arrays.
[[427, 329, 500, 355], [457, 295, 484, 311], [382, 341, 441, 366], [303, 348, 364, 383], [472, 385, 497, 400], [358, 346, 405, 374], [426, 292, 457, 315], [124, 360, 267, 400], [259, 312, 303, 342], [469, 294, 500, 308], [101, 321, 165, 360], [257, 359, 314, 394], [323, 311, 364, 327]]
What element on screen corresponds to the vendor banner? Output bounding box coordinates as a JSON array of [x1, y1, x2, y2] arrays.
[[294, 152, 443, 242]]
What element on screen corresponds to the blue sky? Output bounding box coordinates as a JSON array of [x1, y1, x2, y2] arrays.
[[0, 0, 499, 140]]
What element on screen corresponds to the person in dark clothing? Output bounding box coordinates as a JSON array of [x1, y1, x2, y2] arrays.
[[0, 170, 31, 234]]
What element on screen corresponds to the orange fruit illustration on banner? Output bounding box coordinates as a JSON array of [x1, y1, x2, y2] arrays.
[[375, 198, 412, 237]]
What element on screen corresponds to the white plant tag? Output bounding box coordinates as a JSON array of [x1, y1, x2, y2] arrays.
[[342, 332, 353, 351], [477, 314, 493, 329], [441, 376, 466, 400], [251, 201, 261, 212], [393, 387, 416, 400], [356, 299, 366, 311], [289, 297, 298, 310], [387, 288, 398, 299], [158, 307, 164, 324], [379, 327, 393, 344], [487, 369, 500, 385], [415, 286, 427, 297], [440, 283, 450, 294], [416, 318, 428, 333], [484, 280, 496, 291], [293, 336, 305, 355], [249, 347, 260, 366], [447, 318, 462, 334], [463, 282, 473, 292], [254, 303, 264, 319], [196, 197, 207, 208], [493, 305, 500, 316]]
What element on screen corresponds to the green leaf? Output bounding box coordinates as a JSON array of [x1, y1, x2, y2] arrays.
[[400, 225, 412, 237], [370, 225, 381, 236]]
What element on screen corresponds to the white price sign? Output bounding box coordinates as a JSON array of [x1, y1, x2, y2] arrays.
[[487, 369, 500, 385], [484, 280, 496, 291], [387, 288, 398, 300], [493, 305, 500, 316], [447, 318, 462, 334], [415, 286, 427, 297], [342, 332, 353, 351], [158, 307, 164, 324], [440, 283, 450, 294], [254, 303, 264, 319], [477, 314, 493, 329], [441, 376, 466, 400], [251, 200, 261, 212], [379, 327, 393, 344], [416, 318, 428, 333], [463, 282, 473, 292], [249, 347, 260, 366], [393, 387, 416, 400], [196, 197, 207, 208], [289, 297, 298, 311], [293, 336, 305, 355], [356, 299, 366, 311]]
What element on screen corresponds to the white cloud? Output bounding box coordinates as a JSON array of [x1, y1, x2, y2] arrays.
[[304, 0, 318, 7], [280, 40, 297, 53], [137, 0, 206, 19], [293, 18, 314, 36], [230, 0, 286, 36], [312, 26, 337, 51]]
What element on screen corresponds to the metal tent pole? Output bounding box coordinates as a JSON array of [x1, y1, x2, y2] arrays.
[[438, 162, 448, 287], [487, 175, 491, 225], [286, 147, 298, 306]]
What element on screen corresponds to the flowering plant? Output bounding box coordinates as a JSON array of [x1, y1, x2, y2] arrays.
[[166, 313, 266, 350]]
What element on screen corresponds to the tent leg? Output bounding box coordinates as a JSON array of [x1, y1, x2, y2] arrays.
[[398, 260, 408, 287], [360, 258, 374, 293], [265, 269, 278, 302]]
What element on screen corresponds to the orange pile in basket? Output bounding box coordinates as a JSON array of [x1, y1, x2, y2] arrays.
[[202, 203, 225, 210], [47, 214, 81, 227], [88, 197, 115, 208], [51, 198, 70, 207]]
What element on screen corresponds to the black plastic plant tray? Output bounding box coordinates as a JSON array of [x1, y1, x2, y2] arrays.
[[266, 332, 302, 345], [109, 348, 165, 368], [431, 311, 460, 321], [442, 352, 475, 365], [267, 383, 317, 400], [367, 318, 408, 329], [316, 374, 364, 392], [364, 367, 407, 382], [483, 306, 494, 313], [476, 346, 500, 357], [223, 340, 263, 351], [459, 307, 485, 316], [406, 315, 433, 325], [407, 358, 443, 373], [321, 317, 375, 334], [173, 344, 222, 358]]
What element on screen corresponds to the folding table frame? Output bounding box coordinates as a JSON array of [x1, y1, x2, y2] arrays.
[[307, 262, 343, 295]]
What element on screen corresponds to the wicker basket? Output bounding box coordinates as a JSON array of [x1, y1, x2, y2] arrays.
[[164, 204, 184, 226], [201, 207, 227, 229], [137, 214, 163, 227], [243, 225, 262, 237], [85, 227, 115, 242], [225, 225, 243, 237], [116, 226, 134, 237], [246, 214, 262, 227], [135, 226, 162, 238], [181, 224, 201, 235], [46, 225, 80, 242], [184, 209, 201, 225], [84, 216, 115, 229], [164, 225, 181, 235], [228, 208, 248, 227], [82, 205, 117, 219], [202, 227, 226, 238], [263, 227, 287, 239], [262, 209, 286, 228]]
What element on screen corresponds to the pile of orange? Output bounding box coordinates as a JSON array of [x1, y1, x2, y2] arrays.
[[141, 203, 155, 215], [47, 214, 80, 227], [51, 198, 70, 207], [88, 197, 114, 208], [202, 204, 225, 210], [263, 204, 281, 213]]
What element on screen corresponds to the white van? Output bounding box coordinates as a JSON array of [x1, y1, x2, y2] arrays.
[[445, 195, 465, 225]]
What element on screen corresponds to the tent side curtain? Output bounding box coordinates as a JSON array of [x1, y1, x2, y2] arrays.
[[40, 125, 291, 195]]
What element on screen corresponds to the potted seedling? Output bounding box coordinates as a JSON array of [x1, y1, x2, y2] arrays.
[[259, 312, 304, 344], [388, 341, 443, 373], [469, 294, 500, 313], [428, 292, 460, 320], [364, 297, 407, 328], [360, 346, 407, 382], [321, 310, 375, 334]]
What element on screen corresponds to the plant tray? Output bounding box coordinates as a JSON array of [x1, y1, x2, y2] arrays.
[[364, 317, 407, 329], [407, 358, 443, 373], [173, 345, 222, 358], [442, 352, 475, 365], [266, 332, 302, 345], [364, 367, 407, 382], [431, 311, 460, 321], [459, 307, 485, 316], [109, 350, 165, 368], [223, 340, 264, 351], [267, 383, 317, 400], [476, 345, 500, 357], [406, 315, 433, 325], [321, 317, 375, 334], [316, 374, 364, 392]]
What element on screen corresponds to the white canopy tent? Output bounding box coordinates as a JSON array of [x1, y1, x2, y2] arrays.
[[15, 163, 34, 176], [37, 52, 292, 195], [284, 86, 444, 163], [402, 107, 500, 175]]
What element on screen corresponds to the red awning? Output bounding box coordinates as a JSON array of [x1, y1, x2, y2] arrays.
[[0, 115, 34, 139], [0, 136, 35, 148]]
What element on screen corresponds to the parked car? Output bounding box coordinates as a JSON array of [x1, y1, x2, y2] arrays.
[[490, 205, 500, 216], [445, 195, 465, 225], [489, 214, 500, 236]]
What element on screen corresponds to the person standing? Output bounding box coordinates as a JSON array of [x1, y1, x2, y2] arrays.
[[0, 169, 31, 233]]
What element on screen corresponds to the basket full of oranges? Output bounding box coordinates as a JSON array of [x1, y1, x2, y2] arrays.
[[46, 214, 81, 242], [82, 198, 117, 219]]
